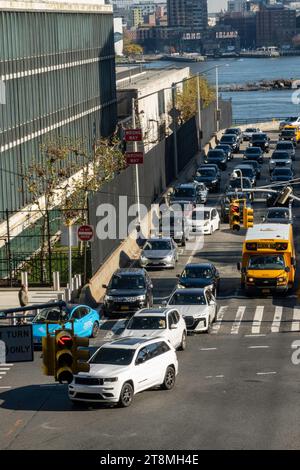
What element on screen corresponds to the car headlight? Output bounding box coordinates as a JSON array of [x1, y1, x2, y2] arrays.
[[103, 377, 118, 383], [277, 277, 285, 283], [247, 277, 254, 282], [204, 221, 209, 226], [140, 255, 147, 262], [211, 179, 218, 184], [104, 295, 114, 301], [137, 295, 146, 301], [164, 254, 174, 262]]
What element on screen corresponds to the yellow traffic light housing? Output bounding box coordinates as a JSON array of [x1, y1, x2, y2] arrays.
[[55, 329, 74, 384], [243, 206, 254, 228], [73, 336, 90, 374], [42, 334, 55, 376], [230, 200, 241, 231]]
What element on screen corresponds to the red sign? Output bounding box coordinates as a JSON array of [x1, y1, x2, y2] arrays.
[[126, 152, 144, 165], [77, 225, 94, 242], [125, 128, 142, 142]]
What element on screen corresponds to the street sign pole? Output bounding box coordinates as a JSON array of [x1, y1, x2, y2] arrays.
[[197, 74, 202, 151], [132, 98, 141, 225], [171, 83, 178, 178], [68, 223, 72, 292]]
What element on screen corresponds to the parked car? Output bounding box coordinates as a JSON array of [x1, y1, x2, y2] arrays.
[[215, 144, 233, 160], [166, 287, 217, 333], [192, 182, 209, 203], [170, 182, 206, 206], [189, 207, 220, 235], [244, 160, 261, 179], [159, 210, 191, 246], [242, 127, 262, 141], [205, 149, 227, 170], [243, 146, 264, 163], [251, 133, 270, 152], [102, 268, 153, 318], [233, 164, 257, 186], [68, 337, 178, 406], [32, 304, 101, 346], [120, 307, 187, 351], [275, 141, 296, 161], [177, 263, 220, 295], [270, 167, 294, 183], [262, 207, 293, 224], [224, 127, 242, 144], [279, 116, 300, 130], [219, 134, 240, 153], [194, 166, 221, 192], [220, 191, 252, 223], [139, 237, 178, 269], [269, 151, 293, 173]]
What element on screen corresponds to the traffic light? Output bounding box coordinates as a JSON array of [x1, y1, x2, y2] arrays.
[[229, 200, 241, 231], [243, 206, 254, 228], [276, 186, 293, 205], [42, 334, 55, 376], [73, 336, 90, 374], [55, 329, 74, 384]]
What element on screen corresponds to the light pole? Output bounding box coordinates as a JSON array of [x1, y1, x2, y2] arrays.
[[196, 74, 202, 151], [132, 97, 141, 225], [216, 66, 220, 132], [232, 169, 243, 192], [171, 82, 179, 178]]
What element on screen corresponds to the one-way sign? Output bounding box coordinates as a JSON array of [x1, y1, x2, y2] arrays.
[[0, 325, 34, 363]]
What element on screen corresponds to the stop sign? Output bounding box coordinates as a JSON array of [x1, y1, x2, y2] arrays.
[[77, 225, 94, 242]]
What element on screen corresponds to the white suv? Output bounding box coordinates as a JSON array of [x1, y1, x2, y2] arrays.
[[68, 337, 178, 407], [120, 308, 187, 350]]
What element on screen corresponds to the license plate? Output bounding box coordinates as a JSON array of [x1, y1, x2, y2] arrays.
[[262, 289, 270, 293], [120, 306, 129, 310]]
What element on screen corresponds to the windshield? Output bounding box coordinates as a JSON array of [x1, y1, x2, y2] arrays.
[[33, 308, 69, 322], [229, 179, 251, 189], [197, 169, 216, 177], [144, 240, 172, 251], [90, 347, 134, 365], [248, 255, 285, 270], [245, 128, 256, 132], [267, 209, 289, 219], [110, 275, 145, 289], [281, 131, 295, 136], [277, 143, 293, 149], [216, 145, 229, 151], [169, 292, 206, 305], [271, 153, 289, 160], [192, 210, 210, 220], [173, 187, 195, 198], [126, 316, 166, 330], [272, 168, 292, 176], [238, 167, 254, 177], [181, 267, 212, 279], [221, 136, 235, 143], [252, 134, 267, 141], [246, 148, 260, 154], [208, 151, 224, 158]]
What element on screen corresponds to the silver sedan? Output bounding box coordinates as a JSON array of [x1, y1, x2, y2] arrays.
[[139, 237, 179, 269]]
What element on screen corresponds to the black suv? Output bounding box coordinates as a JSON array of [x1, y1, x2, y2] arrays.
[[170, 182, 205, 206], [205, 149, 227, 170], [251, 133, 270, 153], [176, 263, 220, 295], [102, 268, 153, 318], [219, 134, 240, 153], [194, 166, 221, 192]]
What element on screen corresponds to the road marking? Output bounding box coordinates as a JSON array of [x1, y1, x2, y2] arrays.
[[231, 306, 246, 334], [0, 372, 7, 375], [0, 368, 10, 371], [0, 386, 11, 389], [256, 371, 277, 376], [252, 306, 264, 334], [200, 348, 217, 351], [211, 306, 228, 334], [248, 345, 269, 349], [0, 364, 13, 367], [215, 375, 224, 378], [291, 308, 300, 332], [245, 334, 266, 337], [271, 306, 283, 333]]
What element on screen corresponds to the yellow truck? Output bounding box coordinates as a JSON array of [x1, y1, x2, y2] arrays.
[[238, 223, 296, 294], [280, 125, 300, 143]]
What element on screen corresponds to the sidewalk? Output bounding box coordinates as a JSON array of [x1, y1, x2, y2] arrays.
[[0, 289, 63, 310]]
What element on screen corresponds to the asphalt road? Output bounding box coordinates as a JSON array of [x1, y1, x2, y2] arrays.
[[1, 130, 300, 450]]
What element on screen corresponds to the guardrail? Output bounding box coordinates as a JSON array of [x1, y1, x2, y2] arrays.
[[232, 117, 284, 125]]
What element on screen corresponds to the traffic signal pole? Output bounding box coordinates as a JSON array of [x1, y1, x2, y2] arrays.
[[132, 98, 141, 226]]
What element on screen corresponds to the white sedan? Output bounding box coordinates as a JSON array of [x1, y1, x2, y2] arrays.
[[166, 287, 217, 333], [190, 207, 220, 235], [120, 307, 187, 350]]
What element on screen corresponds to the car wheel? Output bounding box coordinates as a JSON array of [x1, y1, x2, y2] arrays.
[[91, 321, 99, 338], [118, 382, 134, 408], [178, 331, 187, 351], [161, 366, 176, 390]]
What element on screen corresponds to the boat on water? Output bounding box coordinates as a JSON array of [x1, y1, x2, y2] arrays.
[[161, 53, 206, 62], [240, 47, 280, 58]]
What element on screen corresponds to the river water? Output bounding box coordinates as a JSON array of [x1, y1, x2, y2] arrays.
[[147, 56, 300, 121]]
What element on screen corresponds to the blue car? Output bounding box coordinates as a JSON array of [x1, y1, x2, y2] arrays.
[[32, 304, 101, 346]]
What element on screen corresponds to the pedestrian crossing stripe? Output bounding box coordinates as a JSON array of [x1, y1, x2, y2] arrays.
[[211, 305, 300, 335]]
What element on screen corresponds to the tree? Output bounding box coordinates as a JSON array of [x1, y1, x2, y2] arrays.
[[176, 76, 216, 123], [22, 136, 126, 282], [123, 43, 143, 57]]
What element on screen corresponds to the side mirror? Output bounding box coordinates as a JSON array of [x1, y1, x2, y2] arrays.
[[150, 284, 154, 289], [170, 324, 178, 330], [176, 274, 180, 278], [237, 262, 241, 271], [102, 284, 107, 289], [136, 356, 146, 365], [285, 266, 291, 273], [162, 300, 167, 306], [291, 257, 296, 267]]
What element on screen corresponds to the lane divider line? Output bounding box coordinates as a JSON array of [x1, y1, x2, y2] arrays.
[[231, 306, 246, 335], [252, 306, 264, 334], [291, 307, 300, 332], [271, 306, 283, 333], [211, 306, 228, 334]]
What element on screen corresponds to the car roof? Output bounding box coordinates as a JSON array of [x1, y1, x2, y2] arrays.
[[267, 207, 289, 212], [175, 182, 197, 188], [103, 337, 160, 349], [133, 308, 171, 317], [184, 262, 214, 269], [246, 223, 290, 241], [235, 164, 253, 168], [113, 268, 146, 276], [245, 146, 261, 150], [145, 237, 173, 242], [172, 287, 207, 294], [192, 206, 215, 212]]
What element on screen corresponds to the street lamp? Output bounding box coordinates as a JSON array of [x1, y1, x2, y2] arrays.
[[232, 169, 243, 191]]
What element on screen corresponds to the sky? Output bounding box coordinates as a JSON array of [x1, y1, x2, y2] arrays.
[[208, 0, 227, 12]]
